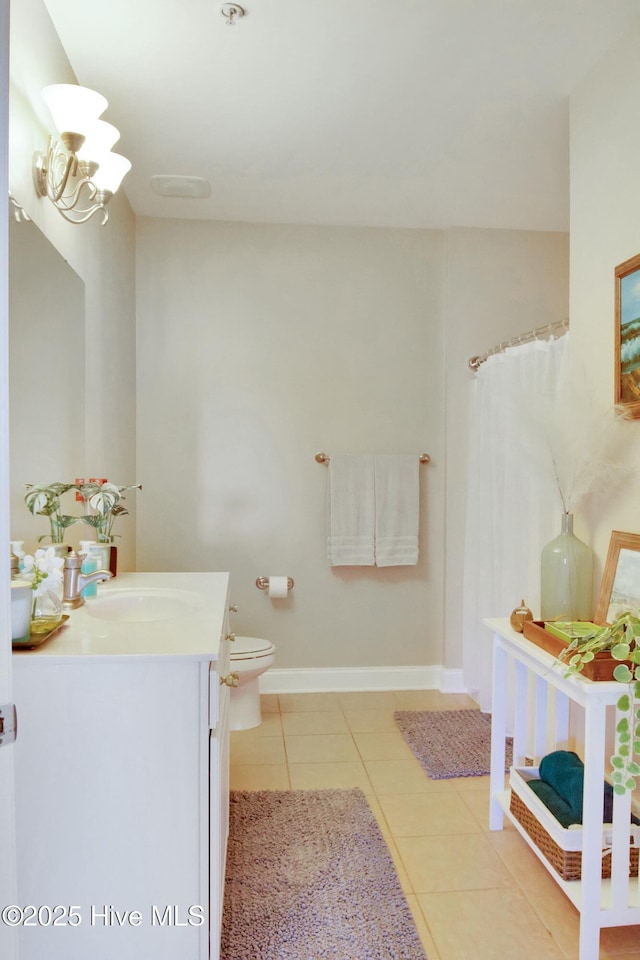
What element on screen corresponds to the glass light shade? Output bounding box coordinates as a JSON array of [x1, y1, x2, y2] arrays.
[[42, 84, 107, 135], [91, 152, 131, 193], [76, 121, 120, 161]]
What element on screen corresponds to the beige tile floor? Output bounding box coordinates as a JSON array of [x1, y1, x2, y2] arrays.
[[229, 690, 640, 960]]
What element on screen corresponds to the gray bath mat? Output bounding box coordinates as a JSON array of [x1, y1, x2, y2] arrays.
[[221, 788, 427, 960], [394, 708, 512, 779]]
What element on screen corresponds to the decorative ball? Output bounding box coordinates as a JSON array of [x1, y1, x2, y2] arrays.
[[510, 599, 533, 633]]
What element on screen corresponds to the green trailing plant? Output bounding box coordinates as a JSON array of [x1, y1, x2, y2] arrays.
[[557, 612, 640, 795], [76, 481, 142, 543], [24, 482, 79, 543]]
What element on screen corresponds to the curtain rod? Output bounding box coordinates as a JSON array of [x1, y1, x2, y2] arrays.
[[467, 318, 569, 372]]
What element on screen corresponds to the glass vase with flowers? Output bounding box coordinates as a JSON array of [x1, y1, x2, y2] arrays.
[[526, 386, 631, 620], [21, 547, 65, 635]]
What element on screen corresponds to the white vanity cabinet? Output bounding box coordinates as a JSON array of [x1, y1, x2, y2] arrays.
[[11, 572, 232, 960]]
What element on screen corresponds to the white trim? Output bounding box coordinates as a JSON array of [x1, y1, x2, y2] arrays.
[[260, 665, 468, 695], [440, 668, 467, 694], [0, 1, 18, 955]]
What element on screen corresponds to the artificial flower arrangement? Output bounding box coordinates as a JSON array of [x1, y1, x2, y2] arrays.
[[24, 480, 142, 544], [557, 612, 640, 795], [21, 546, 65, 632]]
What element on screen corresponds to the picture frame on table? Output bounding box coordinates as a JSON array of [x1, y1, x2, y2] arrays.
[[594, 530, 640, 624], [615, 252, 640, 418]]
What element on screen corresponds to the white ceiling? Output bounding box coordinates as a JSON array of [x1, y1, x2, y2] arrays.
[[42, 0, 640, 232]]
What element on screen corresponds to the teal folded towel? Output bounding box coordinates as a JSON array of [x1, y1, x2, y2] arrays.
[[539, 750, 585, 822], [527, 779, 581, 828], [532, 750, 640, 827]]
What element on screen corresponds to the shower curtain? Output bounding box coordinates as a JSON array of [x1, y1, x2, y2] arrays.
[[461, 334, 568, 711]]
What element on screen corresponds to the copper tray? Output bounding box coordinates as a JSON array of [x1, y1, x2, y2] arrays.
[[12, 615, 70, 651], [522, 620, 623, 681]]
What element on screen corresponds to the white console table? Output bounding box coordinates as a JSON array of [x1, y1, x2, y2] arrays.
[[486, 618, 640, 960]]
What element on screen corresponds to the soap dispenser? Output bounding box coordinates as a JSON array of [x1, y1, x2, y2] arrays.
[[10, 540, 25, 571], [81, 555, 98, 597]]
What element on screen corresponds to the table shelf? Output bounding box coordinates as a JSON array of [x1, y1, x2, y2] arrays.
[[495, 789, 640, 919]]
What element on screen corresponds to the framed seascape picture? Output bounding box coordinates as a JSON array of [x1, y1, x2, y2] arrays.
[[595, 531, 640, 624], [615, 252, 640, 418]]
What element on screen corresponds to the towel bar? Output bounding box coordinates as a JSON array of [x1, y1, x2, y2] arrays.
[[315, 452, 430, 464]]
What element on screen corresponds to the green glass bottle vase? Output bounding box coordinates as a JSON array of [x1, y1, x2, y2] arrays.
[[540, 513, 593, 621]]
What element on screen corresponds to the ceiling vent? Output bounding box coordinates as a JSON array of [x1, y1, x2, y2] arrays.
[[150, 175, 211, 199]]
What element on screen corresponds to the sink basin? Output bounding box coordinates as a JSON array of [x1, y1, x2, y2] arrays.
[[85, 588, 204, 623]]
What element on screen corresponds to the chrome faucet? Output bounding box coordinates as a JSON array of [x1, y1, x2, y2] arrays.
[[63, 550, 113, 609]]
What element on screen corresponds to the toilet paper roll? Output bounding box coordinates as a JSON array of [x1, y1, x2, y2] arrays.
[[268, 576, 289, 599]]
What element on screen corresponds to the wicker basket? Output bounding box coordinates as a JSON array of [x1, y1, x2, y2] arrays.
[[509, 767, 640, 882]]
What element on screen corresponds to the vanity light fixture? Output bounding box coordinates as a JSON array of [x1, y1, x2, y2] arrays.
[[32, 84, 131, 226]]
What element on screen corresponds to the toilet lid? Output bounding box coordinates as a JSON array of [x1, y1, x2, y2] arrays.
[[230, 636, 275, 660]]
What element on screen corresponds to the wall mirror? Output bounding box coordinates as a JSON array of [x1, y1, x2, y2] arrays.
[[8, 210, 86, 550]]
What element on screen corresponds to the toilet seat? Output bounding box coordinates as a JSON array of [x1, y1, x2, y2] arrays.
[[230, 636, 275, 661]]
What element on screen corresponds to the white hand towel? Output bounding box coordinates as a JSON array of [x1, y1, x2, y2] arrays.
[[374, 454, 420, 566], [327, 455, 375, 566]]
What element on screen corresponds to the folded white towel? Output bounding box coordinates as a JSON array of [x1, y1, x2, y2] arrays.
[[327, 455, 375, 566], [374, 454, 420, 566]]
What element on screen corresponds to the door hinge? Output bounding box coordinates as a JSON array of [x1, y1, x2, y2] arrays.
[[0, 703, 17, 748]]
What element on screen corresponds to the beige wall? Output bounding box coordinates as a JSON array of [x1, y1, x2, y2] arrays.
[[136, 218, 569, 674], [8, 0, 137, 568], [570, 17, 640, 585], [136, 218, 446, 671]]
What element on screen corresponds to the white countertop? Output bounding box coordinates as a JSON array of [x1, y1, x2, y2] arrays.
[[12, 571, 230, 663]]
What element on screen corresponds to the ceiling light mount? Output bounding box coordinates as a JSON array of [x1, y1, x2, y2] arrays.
[[221, 3, 246, 25]]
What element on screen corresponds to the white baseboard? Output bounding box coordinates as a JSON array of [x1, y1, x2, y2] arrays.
[[260, 665, 468, 695], [439, 668, 467, 694]]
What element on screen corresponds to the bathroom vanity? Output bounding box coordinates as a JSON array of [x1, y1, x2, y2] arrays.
[[11, 572, 233, 960]]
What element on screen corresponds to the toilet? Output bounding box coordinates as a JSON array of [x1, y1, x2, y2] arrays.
[[229, 636, 276, 730]]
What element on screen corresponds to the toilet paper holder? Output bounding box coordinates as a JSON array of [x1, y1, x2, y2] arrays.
[[256, 576, 295, 591]]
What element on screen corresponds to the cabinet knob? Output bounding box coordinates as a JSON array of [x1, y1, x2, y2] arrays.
[[226, 632, 236, 642], [229, 604, 238, 613], [220, 672, 239, 687]]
